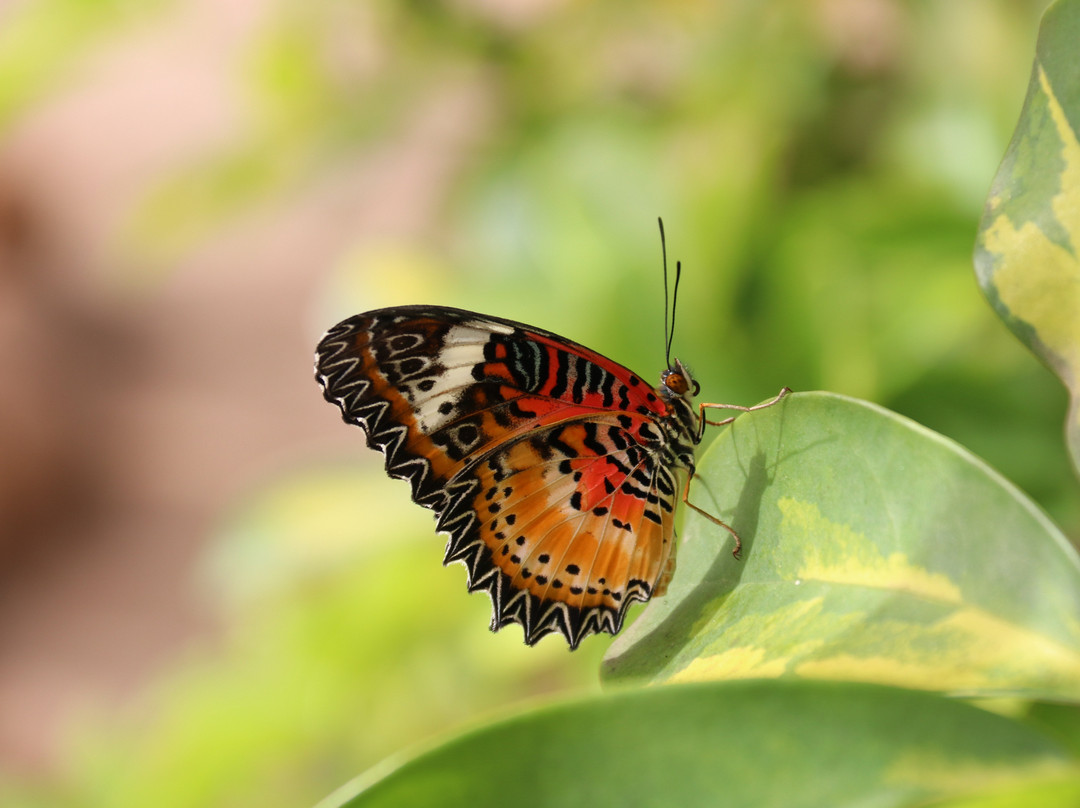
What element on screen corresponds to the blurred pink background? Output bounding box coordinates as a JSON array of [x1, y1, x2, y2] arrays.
[[0, 0, 488, 770]]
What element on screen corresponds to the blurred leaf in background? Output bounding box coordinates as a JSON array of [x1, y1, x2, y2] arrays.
[[324, 682, 1079, 808]]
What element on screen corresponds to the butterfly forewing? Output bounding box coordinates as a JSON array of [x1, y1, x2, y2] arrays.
[[316, 305, 685, 648]]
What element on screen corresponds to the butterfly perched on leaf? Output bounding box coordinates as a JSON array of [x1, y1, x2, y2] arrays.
[[314, 227, 788, 649]]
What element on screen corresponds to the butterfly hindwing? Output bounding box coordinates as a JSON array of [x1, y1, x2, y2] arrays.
[[438, 415, 682, 648], [315, 305, 683, 647]]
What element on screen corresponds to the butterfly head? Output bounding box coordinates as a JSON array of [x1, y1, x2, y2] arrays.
[[660, 358, 700, 400]]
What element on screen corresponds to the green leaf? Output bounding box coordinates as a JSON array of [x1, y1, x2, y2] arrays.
[[973, 0, 1080, 477], [604, 393, 1080, 698], [319, 681, 1073, 808]]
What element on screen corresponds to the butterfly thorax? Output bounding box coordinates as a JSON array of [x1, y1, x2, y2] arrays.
[[656, 359, 702, 474]]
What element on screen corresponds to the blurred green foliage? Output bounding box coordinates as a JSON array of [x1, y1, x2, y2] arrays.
[[3, 0, 1078, 806]]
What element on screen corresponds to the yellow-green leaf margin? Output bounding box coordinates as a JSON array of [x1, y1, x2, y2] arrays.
[[974, 0, 1080, 477]]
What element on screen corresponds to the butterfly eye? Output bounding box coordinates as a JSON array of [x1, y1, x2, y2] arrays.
[[665, 372, 689, 395]]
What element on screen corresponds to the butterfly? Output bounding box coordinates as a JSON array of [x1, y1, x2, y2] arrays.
[[314, 228, 789, 649]]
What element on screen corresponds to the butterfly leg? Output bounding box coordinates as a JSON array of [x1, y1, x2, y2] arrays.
[[682, 474, 743, 558], [698, 386, 792, 432], [684, 387, 791, 557]]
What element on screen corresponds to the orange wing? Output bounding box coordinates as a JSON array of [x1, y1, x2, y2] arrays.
[[316, 306, 681, 648], [440, 415, 682, 648]]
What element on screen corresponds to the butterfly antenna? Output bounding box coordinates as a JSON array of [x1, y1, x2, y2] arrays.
[[669, 261, 682, 366], [659, 217, 673, 368]]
